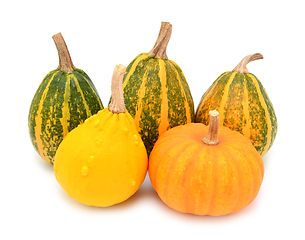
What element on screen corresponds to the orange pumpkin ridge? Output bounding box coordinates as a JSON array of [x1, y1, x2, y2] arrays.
[[148, 110, 264, 216]]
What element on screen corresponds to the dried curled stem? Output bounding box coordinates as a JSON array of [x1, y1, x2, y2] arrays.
[[52, 32, 76, 73], [148, 22, 172, 59], [108, 64, 127, 114], [232, 53, 263, 74]]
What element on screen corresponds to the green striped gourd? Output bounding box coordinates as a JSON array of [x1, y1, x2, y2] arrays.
[[28, 33, 103, 165], [195, 53, 277, 157], [121, 22, 194, 155]]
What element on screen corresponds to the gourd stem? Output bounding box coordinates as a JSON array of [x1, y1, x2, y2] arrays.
[[108, 64, 127, 114], [148, 22, 172, 59], [232, 53, 263, 74], [52, 32, 76, 73], [202, 110, 220, 145]]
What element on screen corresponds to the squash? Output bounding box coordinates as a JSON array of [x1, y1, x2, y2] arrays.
[[149, 110, 264, 216], [28, 33, 103, 164], [54, 64, 148, 207], [195, 53, 277, 157], [121, 22, 194, 155]]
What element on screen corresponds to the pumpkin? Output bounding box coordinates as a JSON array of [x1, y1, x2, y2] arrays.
[[28, 33, 103, 164], [121, 22, 194, 155], [54, 64, 148, 207], [195, 53, 277, 157], [149, 110, 264, 216]]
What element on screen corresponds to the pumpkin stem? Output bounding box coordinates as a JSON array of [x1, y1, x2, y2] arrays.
[[109, 64, 127, 114], [52, 32, 76, 73], [202, 110, 220, 146], [148, 22, 172, 59], [232, 53, 263, 74]]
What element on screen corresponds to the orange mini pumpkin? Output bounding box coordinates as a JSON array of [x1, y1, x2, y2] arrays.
[[148, 110, 264, 216]]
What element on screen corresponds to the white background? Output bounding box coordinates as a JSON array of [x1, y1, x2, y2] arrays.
[[1, 0, 304, 239]]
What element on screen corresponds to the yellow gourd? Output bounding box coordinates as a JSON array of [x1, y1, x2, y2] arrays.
[[53, 64, 148, 207]]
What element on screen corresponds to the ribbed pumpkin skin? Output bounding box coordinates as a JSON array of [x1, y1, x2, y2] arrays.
[[195, 71, 277, 157], [28, 68, 103, 164], [148, 123, 264, 216], [122, 53, 195, 154]]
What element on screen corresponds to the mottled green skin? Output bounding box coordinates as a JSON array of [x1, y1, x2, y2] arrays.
[[195, 71, 277, 156], [28, 68, 103, 164], [122, 53, 194, 155]]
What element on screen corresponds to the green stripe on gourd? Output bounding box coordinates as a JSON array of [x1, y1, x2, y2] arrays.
[[164, 60, 188, 128], [28, 33, 103, 165], [195, 53, 277, 157], [120, 22, 195, 155], [251, 73, 277, 147]]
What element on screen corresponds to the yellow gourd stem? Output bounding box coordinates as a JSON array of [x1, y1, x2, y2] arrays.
[[52, 32, 76, 73], [108, 64, 127, 114], [202, 110, 220, 146], [148, 21, 172, 59], [232, 53, 263, 74]]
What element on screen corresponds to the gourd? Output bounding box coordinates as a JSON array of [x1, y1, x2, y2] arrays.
[[121, 22, 194, 155], [149, 110, 264, 216], [28, 33, 103, 164], [54, 64, 148, 207], [195, 53, 277, 157]]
